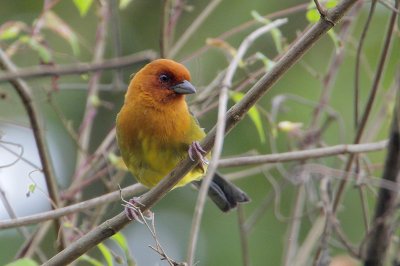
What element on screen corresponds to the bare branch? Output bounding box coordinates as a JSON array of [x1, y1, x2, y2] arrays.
[[0, 50, 157, 83], [0, 140, 24, 168], [218, 140, 387, 167], [283, 185, 306, 266], [168, 0, 222, 58], [0, 184, 146, 230], [237, 205, 250, 266]]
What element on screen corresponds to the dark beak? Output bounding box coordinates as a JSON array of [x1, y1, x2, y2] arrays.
[[170, 80, 196, 94]]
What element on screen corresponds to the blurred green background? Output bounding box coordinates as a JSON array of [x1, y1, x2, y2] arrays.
[[0, 0, 398, 265]]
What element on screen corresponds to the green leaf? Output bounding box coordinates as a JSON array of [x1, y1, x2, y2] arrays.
[[0, 22, 24, 40], [326, 0, 338, 8], [306, 9, 320, 23], [89, 95, 101, 107], [28, 183, 36, 193], [98, 243, 113, 266], [79, 255, 103, 266], [5, 258, 39, 266], [230, 91, 266, 143], [19, 35, 52, 63], [111, 232, 129, 252], [119, 0, 133, 9], [255, 52, 275, 71], [111, 232, 136, 265], [270, 26, 283, 53], [0, 26, 19, 40], [251, 10, 267, 24], [328, 29, 340, 53], [44, 11, 80, 55], [251, 10, 284, 53], [80, 73, 89, 80], [306, 0, 338, 24], [73, 0, 93, 16]]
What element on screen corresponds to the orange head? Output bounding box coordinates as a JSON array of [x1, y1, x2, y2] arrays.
[[125, 59, 196, 105]]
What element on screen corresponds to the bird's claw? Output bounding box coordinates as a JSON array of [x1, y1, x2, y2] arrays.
[[123, 197, 153, 223], [188, 141, 208, 172]]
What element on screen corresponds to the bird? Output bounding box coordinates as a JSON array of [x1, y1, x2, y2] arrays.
[[116, 59, 249, 215]]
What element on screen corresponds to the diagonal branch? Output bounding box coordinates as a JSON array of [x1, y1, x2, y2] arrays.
[[43, 0, 359, 264]]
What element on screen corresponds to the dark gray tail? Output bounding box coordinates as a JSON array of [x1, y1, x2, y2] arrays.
[[193, 173, 250, 212]]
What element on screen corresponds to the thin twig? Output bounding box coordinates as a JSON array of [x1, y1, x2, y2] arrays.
[[314, 177, 334, 265], [310, 2, 362, 128], [0, 50, 156, 83], [294, 216, 325, 266], [160, 0, 171, 58], [0, 184, 146, 230], [332, 0, 398, 212], [65, 127, 117, 198], [15, 221, 52, 261], [160, 0, 185, 58], [110, 0, 124, 89], [0, 184, 31, 238], [68, 2, 111, 240], [331, 221, 360, 258], [75, 0, 110, 179], [182, 2, 309, 64], [378, 0, 400, 12], [169, 0, 222, 58], [143, 214, 183, 266], [237, 205, 250, 266], [0, 140, 24, 168], [186, 19, 287, 266], [43, 2, 358, 264], [294, 163, 400, 193], [314, 0, 328, 17], [283, 184, 306, 266], [243, 179, 288, 232], [218, 140, 387, 167], [354, 0, 377, 129], [363, 79, 399, 142]]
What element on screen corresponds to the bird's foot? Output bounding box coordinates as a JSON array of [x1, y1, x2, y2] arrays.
[[122, 197, 153, 223], [188, 141, 209, 172]]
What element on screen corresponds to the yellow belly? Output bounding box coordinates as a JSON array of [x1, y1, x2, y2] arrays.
[[116, 102, 207, 189], [123, 135, 206, 188], [136, 165, 205, 188]]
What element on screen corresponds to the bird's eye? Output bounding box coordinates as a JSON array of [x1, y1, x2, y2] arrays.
[[159, 74, 170, 83]]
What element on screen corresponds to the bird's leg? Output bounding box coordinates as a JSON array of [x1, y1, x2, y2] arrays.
[[188, 141, 209, 172], [122, 197, 153, 223]]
